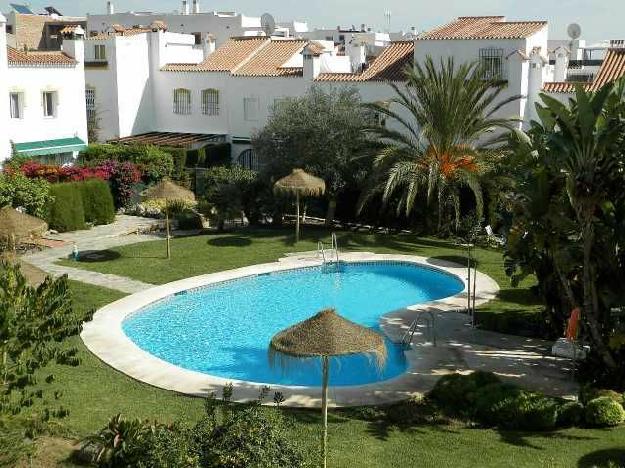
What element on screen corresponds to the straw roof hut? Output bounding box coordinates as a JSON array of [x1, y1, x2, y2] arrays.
[[143, 179, 195, 259], [0, 206, 48, 247], [273, 169, 325, 242], [270, 308, 386, 468]]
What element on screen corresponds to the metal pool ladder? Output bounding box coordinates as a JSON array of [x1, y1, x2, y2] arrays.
[[401, 311, 437, 347], [317, 233, 340, 270]]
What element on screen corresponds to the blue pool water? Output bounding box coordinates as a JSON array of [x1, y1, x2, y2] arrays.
[[122, 262, 464, 387]]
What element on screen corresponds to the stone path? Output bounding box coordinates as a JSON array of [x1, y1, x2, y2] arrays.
[[23, 215, 162, 294]]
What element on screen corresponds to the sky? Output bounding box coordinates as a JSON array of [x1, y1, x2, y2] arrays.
[[2, 0, 623, 42]]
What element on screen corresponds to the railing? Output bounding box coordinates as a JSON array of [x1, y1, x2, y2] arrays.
[[401, 311, 437, 347]]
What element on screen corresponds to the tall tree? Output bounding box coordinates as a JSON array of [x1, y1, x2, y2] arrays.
[[253, 86, 376, 225], [362, 57, 520, 231], [505, 79, 625, 373]]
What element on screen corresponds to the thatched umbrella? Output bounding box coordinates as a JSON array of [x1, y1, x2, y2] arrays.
[[143, 179, 195, 259], [270, 308, 386, 468], [273, 169, 325, 242], [0, 206, 48, 250]]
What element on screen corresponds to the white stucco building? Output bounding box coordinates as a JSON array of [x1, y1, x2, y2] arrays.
[[0, 14, 88, 163], [87, 1, 308, 47]]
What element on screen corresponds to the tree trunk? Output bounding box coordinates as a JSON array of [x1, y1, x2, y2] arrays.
[[325, 198, 337, 228], [296, 192, 301, 243], [582, 223, 617, 369], [321, 355, 329, 468], [165, 205, 171, 260]]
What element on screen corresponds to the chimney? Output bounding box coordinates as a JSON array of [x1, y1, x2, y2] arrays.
[[302, 44, 321, 80], [106, 1, 114, 14], [553, 46, 569, 82], [202, 33, 215, 59], [181, 0, 189, 15], [192, 0, 200, 14], [347, 36, 366, 73]]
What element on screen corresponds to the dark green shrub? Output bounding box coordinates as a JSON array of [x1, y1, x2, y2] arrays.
[[557, 401, 584, 427], [139, 424, 198, 468], [193, 395, 308, 468], [78, 180, 115, 225], [580, 387, 624, 405], [428, 371, 501, 416], [473, 383, 558, 430], [585, 397, 625, 427], [46, 183, 85, 232], [176, 211, 203, 230]]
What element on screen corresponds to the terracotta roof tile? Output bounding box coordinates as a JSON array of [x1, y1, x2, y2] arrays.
[[7, 46, 77, 66], [417, 16, 546, 40], [316, 41, 414, 82], [234, 39, 307, 77], [86, 27, 151, 40], [543, 48, 625, 93], [589, 48, 625, 91], [162, 37, 268, 72]]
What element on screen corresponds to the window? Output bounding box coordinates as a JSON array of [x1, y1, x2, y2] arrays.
[[193, 33, 202, 45], [479, 48, 505, 81], [237, 149, 259, 171], [173, 88, 191, 114], [85, 88, 96, 122], [9, 92, 23, 119], [201, 88, 219, 115], [94, 44, 106, 61], [243, 96, 259, 121], [42, 91, 57, 117]]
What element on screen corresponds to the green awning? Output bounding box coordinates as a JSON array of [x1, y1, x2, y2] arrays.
[[14, 137, 86, 157]]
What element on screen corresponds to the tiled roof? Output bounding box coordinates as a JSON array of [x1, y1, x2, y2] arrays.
[[543, 49, 625, 93], [59, 25, 79, 35], [86, 28, 151, 40], [234, 39, 307, 77], [316, 41, 414, 82], [542, 82, 578, 93], [7, 46, 77, 66], [417, 16, 547, 40], [589, 48, 625, 91], [162, 37, 269, 72]]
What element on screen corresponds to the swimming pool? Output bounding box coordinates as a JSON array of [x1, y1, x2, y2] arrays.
[[121, 261, 464, 387]]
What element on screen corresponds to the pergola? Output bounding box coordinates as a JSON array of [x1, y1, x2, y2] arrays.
[[108, 132, 226, 150]]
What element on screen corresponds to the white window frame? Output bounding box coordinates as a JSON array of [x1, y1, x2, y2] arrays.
[[201, 88, 219, 116], [9, 92, 24, 119], [42, 91, 57, 118], [243, 96, 259, 121], [94, 44, 106, 61], [173, 88, 192, 115]]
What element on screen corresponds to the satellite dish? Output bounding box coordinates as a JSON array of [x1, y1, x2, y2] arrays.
[[567, 23, 582, 40], [261, 13, 276, 36]]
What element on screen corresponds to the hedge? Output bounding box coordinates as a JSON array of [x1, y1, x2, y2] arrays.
[[79, 179, 115, 225], [47, 183, 85, 232], [585, 397, 625, 427]]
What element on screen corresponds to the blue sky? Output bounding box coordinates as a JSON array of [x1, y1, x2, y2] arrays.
[[2, 0, 622, 42]]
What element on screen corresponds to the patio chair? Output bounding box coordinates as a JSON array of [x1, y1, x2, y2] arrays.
[[485, 225, 505, 246]]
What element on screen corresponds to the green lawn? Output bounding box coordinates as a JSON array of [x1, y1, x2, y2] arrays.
[[58, 227, 544, 332], [18, 280, 625, 467]]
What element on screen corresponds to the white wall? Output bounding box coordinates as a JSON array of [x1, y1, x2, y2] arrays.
[[0, 15, 11, 161]]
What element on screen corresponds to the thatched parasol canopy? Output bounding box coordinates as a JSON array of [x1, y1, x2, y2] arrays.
[[270, 308, 387, 366], [273, 169, 326, 197], [270, 308, 386, 468], [142, 179, 195, 202], [0, 206, 48, 241]]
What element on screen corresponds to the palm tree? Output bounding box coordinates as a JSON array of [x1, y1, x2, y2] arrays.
[[535, 81, 625, 370], [362, 56, 520, 231]]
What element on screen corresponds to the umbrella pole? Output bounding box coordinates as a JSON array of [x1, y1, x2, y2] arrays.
[[165, 202, 171, 260], [296, 191, 300, 243], [321, 355, 329, 468]]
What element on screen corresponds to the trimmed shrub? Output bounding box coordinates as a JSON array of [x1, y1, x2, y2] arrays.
[[78, 179, 115, 225], [428, 371, 501, 416], [557, 401, 585, 427], [473, 383, 558, 430], [581, 388, 624, 405], [47, 183, 85, 232], [585, 397, 625, 427], [176, 211, 203, 230]]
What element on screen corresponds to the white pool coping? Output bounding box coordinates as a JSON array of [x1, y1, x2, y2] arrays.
[[81, 252, 499, 407]]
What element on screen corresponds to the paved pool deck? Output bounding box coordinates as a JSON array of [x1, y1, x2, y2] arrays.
[[80, 251, 578, 407]]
